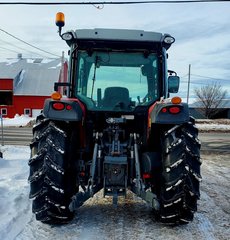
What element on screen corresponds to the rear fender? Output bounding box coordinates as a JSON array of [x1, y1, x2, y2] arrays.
[[150, 102, 189, 124], [43, 98, 85, 121]]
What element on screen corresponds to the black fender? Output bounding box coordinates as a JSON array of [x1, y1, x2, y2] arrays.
[[150, 102, 190, 124], [43, 98, 84, 121]]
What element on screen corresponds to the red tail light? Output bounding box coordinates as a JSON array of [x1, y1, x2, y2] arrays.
[[143, 173, 152, 179], [66, 104, 72, 110], [169, 106, 180, 114], [79, 171, 85, 177], [52, 102, 65, 110]]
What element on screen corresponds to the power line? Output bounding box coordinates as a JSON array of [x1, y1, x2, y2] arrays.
[[0, 28, 61, 58], [191, 74, 230, 82], [0, 0, 230, 5], [0, 38, 54, 58], [180, 80, 230, 85], [180, 79, 230, 85], [180, 81, 213, 85], [180, 74, 230, 84]]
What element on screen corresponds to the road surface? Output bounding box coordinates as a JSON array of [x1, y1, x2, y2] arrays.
[[1, 127, 230, 153], [200, 132, 230, 153], [0, 127, 32, 146]]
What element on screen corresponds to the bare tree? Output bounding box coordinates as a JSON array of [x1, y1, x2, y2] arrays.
[[194, 82, 227, 119]]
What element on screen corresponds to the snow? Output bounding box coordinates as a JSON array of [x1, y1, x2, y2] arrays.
[[26, 59, 35, 64], [0, 59, 19, 65], [41, 59, 56, 64], [1, 114, 35, 127], [17, 70, 26, 86], [196, 123, 230, 131], [195, 119, 230, 132], [0, 145, 31, 240]]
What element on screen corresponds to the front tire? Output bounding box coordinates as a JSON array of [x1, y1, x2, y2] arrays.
[[28, 115, 79, 224], [159, 118, 201, 224]]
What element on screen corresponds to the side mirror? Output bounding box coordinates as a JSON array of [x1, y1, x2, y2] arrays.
[[168, 75, 180, 93]]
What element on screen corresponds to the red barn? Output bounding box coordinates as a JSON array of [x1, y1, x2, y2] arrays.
[[0, 57, 67, 118]]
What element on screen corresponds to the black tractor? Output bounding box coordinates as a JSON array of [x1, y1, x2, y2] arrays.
[[28, 12, 201, 225]]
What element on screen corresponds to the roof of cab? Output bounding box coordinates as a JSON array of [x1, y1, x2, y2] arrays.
[[74, 28, 163, 42]]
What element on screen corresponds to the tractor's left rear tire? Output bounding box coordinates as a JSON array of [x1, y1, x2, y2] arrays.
[[28, 115, 79, 224], [159, 118, 201, 224]]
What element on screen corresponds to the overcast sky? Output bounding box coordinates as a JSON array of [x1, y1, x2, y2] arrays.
[[0, 0, 230, 101]]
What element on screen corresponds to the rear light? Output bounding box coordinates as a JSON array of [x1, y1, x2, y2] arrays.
[[161, 107, 167, 113], [169, 106, 180, 114], [143, 173, 152, 179], [171, 96, 182, 104], [79, 171, 85, 177], [66, 104, 72, 110], [51, 91, 62, 100], [52, 102, 65, 110]]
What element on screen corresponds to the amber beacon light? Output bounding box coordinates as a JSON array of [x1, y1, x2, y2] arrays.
[[56, 12, 65, 35], [56, 12, 65, 27]]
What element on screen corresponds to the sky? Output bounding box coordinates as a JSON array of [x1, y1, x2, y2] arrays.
[[0, 0, 230, 101]]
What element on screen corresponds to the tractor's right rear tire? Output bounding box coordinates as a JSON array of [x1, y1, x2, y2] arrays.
[[159, 118, 201, 224], [28, 115, 79, 224]]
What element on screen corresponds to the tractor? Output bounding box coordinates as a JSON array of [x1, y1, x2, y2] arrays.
[[28, 12, 201, 225]]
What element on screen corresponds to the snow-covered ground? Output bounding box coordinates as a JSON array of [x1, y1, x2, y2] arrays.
[[1, 115, 35, 127], [195, 119, 230, 132], [0, 146, 31, 240], [0, 146, 229, 240]]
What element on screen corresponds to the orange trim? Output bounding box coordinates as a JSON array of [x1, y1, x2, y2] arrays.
[[147, 102, 157, 139], [51, 92, 62, 100]]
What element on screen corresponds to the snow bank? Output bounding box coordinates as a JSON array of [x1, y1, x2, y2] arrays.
[[196, 123, 230, 131], [0, 59, 19, 65], [0, 145, 31, 240], [196, 119, 230, 132], [1, 114, 35, 127]]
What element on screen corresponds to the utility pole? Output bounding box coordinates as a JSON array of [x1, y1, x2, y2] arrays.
[[0, 114, 3, 158], [187, 64, 191, 104], [61, 51, 64, 83], [0, 114, 3, 146], [61, 51, 65, 95]]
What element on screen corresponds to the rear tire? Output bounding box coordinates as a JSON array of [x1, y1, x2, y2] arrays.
[[159, 118, 201, 224], [28, 115, 79, 224]]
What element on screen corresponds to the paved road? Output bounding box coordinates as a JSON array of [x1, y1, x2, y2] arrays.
[[1, 127, 230, 152], [0, 127, 33, 146], [199, 132, 230, 153]]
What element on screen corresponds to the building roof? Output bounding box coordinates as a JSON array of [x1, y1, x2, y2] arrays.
[[0, 58, 63, 96]]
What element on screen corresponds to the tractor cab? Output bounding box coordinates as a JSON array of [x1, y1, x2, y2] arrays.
[[74, 49, 160, 112], [54, 12, 179, 114]]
